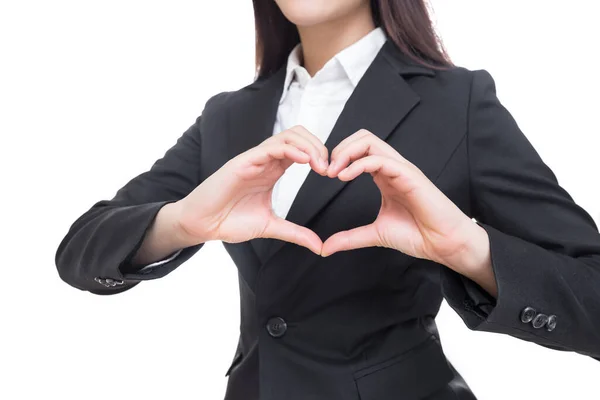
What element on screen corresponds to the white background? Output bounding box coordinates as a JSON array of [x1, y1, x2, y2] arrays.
[[1, 1, 599, 399]]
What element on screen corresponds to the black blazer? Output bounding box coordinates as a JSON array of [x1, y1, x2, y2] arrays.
[[55, 40, 600, 400]]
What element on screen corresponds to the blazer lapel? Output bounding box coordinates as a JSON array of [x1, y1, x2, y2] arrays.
[[226, 67, 286, 162], [259, 39, 436, 264]]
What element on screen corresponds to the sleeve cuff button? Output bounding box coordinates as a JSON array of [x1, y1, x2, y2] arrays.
[[94, 277, 124, 287], [520, 307, 537, 324], [546, 315, 557, 332], [532, 313, 549, 329]]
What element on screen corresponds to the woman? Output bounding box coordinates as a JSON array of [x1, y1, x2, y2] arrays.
[[55, 0, 600, 399]]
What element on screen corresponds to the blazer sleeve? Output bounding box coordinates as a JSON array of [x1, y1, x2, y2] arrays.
[[440, 69, 600, 360], [55, 93, 227, 295]]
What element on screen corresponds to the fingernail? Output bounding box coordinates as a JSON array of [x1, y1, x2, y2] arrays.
[[329, 160, 336, 171]]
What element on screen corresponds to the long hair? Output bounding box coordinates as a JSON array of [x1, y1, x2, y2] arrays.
[[252, 0, 453, 80]]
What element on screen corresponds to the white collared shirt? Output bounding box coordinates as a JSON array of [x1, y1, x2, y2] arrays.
[[272, 27, 387, 219], [141, 27, 386, 270]]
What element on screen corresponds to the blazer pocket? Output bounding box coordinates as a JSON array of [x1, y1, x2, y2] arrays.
[[225, 349, 244, 377], [353, 336, 454, 400]]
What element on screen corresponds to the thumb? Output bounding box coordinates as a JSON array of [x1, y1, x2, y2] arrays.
[[321, 224, 380, 257], [262, 217, 323, 255]]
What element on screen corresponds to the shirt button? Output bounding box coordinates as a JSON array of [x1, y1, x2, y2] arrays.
[[266, 317, 287, 338], [546, 315, 557, 332], [520, 307, 537, 324], [532, 313, 549, 329]]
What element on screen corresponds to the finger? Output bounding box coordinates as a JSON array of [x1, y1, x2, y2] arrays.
[[327, 136, 398, 178], [287, 125, 329, 164], [328, 134, 401, 177], [337, 154, 406, 182], [339, 155, 448, 229], [249, 143, 311, 166], [279, 128, 328, 174], [262, 217, 323, 255], [330, 128, 372, 161], [321, 223, 380, 257]]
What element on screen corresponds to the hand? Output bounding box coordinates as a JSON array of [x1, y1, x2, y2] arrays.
[[321, 129, 478, 272], [175, 126, 329, 255]]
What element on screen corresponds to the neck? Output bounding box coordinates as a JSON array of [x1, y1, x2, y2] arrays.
[[297, 4, 376, 76]]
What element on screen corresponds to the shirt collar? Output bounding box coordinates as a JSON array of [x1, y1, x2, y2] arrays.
[[279, 27, 387, 104]]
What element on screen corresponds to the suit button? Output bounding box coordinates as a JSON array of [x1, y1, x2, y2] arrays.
[[546, 315, 557, 332], [266, 317, 287, 338], [95, 277, 124, 287], [94, 277, 109, 287], [532, 313, 549, 329], [520, 307, 537, 323]]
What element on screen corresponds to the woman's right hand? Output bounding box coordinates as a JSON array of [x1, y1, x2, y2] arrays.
[[174, 126, 329, 255]]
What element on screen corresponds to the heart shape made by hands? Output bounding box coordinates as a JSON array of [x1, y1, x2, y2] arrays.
[[273, 128, 477, 271]]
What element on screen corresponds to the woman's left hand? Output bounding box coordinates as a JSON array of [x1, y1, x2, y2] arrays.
[[321, 129, 490, 279]]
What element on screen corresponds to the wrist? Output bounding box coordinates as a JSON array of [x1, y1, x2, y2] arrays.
[[449, 220, 498, 298], [446, 219, 491, 277], [162, 201, 209, 248]]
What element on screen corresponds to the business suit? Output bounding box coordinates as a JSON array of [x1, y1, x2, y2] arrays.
[[55, 39, 600, 400]]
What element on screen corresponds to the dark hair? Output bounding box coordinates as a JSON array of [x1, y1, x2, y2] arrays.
[[252, 0, 453, 80]]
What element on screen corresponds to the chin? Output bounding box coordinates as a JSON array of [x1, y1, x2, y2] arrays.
[[275, 0, 362, 27]]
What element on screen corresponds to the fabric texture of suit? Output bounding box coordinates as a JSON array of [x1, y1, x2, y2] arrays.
[[55, 39, 600, 400]]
